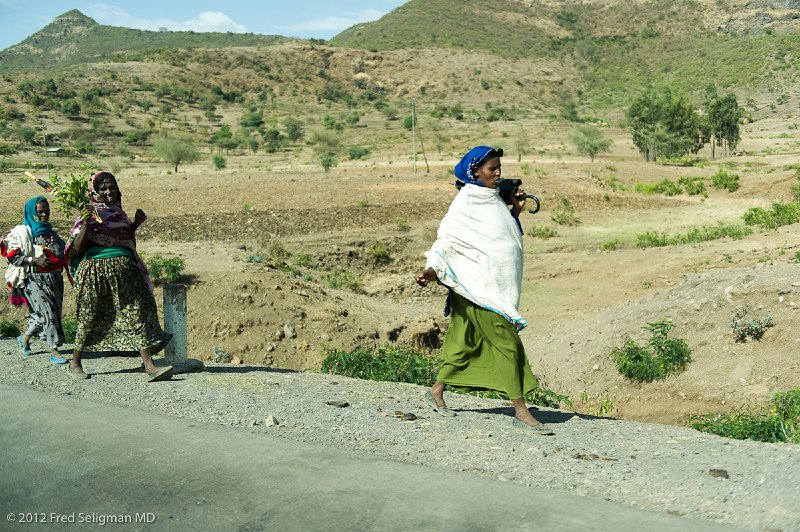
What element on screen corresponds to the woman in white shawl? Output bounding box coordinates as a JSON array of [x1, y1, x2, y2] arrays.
[[415, 146, 553, 435]]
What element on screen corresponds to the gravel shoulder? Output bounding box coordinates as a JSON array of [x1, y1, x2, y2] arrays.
[[2, 339, 798, 531]]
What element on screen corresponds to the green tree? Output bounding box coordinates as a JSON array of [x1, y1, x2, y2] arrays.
[[310, 129, 342, 174], [626, 86, 702, 162], [514, 126, 531, 162], [284, 118, 304, 142], [240, 111, 264, 129], [16, 126, 36, 145], [61, 99, 81, 117], [703, 86, 743, 158], [570, 125, 613, 162], [153, 136, 201, 173]]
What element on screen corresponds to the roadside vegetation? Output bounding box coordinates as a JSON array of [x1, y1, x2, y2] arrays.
[[610, 320, 692, 382], [321, 344, 571, 409], [690, 390, 800, 443]]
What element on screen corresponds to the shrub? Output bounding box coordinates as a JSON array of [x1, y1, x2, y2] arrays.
[[240, 111, 264, 128], [368, 243, 391, 264], [611, 320, 691, 382], [321, 344, 439, 386], [348, 146, 370, 160], [529, 225, 558, 239], [551, 198, 579, 226], [146, 255, 185, 283], [743, 201, 800, 230], [0, 320, 21, 337], [690, 389, 800, 443], [711, 169, 740, 192], [269, 243, 291, 262], [636, 223, 752, 248], [601, 239, 621, 251], [730, 307, 774, 342], [211, 346, 232, 363], [322, 268, 362, 291], [246, 251, 265, 263], [678, 176, 708, 196], [212, 154, 226, 170], [634, 178, 682, 196]]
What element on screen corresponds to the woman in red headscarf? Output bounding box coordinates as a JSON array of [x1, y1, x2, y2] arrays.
[[65, 171, 172, 381]]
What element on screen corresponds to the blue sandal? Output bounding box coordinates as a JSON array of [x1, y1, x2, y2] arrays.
[[50, 354, 68, 365], [17, 335, 32, 356]]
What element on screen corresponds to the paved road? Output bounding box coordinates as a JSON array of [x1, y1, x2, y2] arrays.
[[1, 384, 737, 531]]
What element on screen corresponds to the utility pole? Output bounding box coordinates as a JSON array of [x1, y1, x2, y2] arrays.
[[41, 120, 49, 176], [411, 99, 429, 174], [411, 99, 417, 174]]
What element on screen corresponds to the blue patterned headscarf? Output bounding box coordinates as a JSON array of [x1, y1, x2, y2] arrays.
[[453, 146, 503, 187], [23, 196, 52, 237]]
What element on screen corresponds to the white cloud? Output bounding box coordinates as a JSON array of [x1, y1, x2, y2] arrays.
[[277, 9, 386, 34], [86, 4, 247, 33]]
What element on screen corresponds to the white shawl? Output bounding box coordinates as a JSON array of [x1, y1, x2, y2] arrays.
[[424, 184, 527, 330], [4, 224, 33, 288]]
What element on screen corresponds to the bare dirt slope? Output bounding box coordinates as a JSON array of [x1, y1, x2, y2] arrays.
[[2, 114, 799, 427]]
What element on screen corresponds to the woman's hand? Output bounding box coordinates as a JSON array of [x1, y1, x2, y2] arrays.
[[415, 267, 438, 287], [32, 255, 52, 267], [131, 209, 147, 231], [510, 186, 527, 217], [80, 206, 97, 223]]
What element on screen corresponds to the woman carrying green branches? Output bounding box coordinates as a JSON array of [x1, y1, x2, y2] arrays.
[[1, 197, 68, 364], [415, 146, 553, 435], [65, 171, 172, 381]]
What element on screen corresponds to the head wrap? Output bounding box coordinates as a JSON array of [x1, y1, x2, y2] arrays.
[[23, 196, 52, 238], [91, 171, 122, 206], [453, 146, 503, 187]]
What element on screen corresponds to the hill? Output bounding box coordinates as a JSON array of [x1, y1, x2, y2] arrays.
[[331, 0, 800, 107], [0, 9, 291, 73]]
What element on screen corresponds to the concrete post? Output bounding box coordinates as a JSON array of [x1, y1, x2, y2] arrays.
[[163, 283, 187, 364]]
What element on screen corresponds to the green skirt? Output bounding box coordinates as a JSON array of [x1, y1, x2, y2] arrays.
[[438, 292, 538, 399]]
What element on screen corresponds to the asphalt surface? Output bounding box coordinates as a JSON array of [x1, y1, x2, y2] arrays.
[[0, 384, 739, 531]]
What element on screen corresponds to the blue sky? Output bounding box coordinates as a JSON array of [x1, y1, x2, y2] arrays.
[[0, 1, 407, 51]]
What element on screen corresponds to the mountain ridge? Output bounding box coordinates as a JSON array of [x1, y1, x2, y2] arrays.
[[0, 9, 291, 73]]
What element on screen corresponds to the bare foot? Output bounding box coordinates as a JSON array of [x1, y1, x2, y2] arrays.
[[512, 398, 543, 426], [430, 383, 447, 407], [514, 411, 543, 427], [68, 362, 88, 379]]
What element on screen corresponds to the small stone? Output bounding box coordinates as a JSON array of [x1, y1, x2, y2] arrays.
[[326, 400, 350, 408], [592, 364, 600, 371], [231, 356, 242, 365], [321, 333, 332, 342], [249, 420, 257, 427], [708, 469, 729, 479], [265, 415, 278, 427], [283, 322, 297, 339]]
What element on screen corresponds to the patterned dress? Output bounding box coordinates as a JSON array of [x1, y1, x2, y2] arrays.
[[13, 232, 66, 349], [71, 253, 169, 352]]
